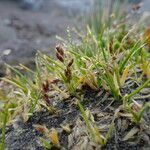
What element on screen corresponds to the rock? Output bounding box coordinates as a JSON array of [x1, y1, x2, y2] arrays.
[[20, 0, 43, 10]]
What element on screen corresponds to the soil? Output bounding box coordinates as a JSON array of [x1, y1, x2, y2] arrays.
[[2, 84, 150, 150], [0, 0, 150, 150]]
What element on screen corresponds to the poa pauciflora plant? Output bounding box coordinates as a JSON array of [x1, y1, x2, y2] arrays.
[[0, 0, 150, 148], [2, 56, 56, 122], [37, 24, 149, 147], [2, 64, 40, 120], [0, 88, 18, 149], [123, 101, 150, 125], [35, 21, 149, 133], [77, 99, 114, 147], [88, 0, 129, 35], [0, 104, 9, 149], [0, 24, 149, 150]]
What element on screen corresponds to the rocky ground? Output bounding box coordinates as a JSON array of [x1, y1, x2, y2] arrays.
[[0, 0, 92, 76], [0, 1, 150, 150], [2, 87, 150, 150]]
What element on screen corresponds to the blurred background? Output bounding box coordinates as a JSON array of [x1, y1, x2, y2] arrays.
[[0, 0, 150, 76]]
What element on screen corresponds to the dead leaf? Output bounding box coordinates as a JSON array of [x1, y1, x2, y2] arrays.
[[113, 73, 120, 92], [143, 27, 150, 47], [61, 124, 71, 133], [34, 124, 49, 134], [140, 61, 150, 79], [131, 100, 142, 112], [122, 127, 139, 141], [117, 112, 133, 118], [85, 109, 95, 123], [121, 66, 129, 86], [48, 128, 60, 146]]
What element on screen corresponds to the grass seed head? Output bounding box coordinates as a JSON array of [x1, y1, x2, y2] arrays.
[[42, 80, 49, 93], [56, 45, 64, 63], [34, 124, 49, 134], [42, 80, 51, 104], [65, 59, 74, 83]]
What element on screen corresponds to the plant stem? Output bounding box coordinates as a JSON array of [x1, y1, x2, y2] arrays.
[[126, 79, 150, 100]]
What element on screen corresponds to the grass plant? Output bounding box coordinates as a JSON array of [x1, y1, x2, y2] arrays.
[[0, 0, 150, 149]]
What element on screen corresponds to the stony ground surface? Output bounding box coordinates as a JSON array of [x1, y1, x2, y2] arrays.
[[0, 1, 150, 149], [2, 87, 150, 150], [0, 0, 92, 76]]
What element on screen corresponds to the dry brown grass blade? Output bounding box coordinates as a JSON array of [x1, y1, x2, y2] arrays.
[[48, 128, 60, 146], [143, 27, 150, 47], [122, 127, 139, 141]]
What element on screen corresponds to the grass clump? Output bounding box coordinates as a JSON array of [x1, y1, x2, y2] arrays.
[[0, 1, 150, 149], [41, 25, 149, 101], [1, 24, 149, 148], [77, 99, 114, 147]]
